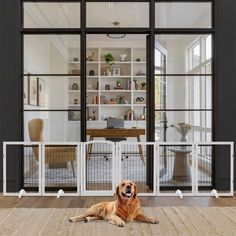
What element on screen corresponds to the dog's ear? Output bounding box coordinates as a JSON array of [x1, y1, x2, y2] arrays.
[[114, 186, 120, 198], [133, 184, 137, 198]]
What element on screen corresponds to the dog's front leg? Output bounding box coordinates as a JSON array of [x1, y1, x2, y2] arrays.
[[134, 213, 159, 224], [108, 215, 125, 227], [69, 206, 103, 223]]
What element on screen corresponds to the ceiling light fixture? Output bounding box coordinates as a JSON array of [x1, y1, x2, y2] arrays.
[[106, 21, 126, 39]]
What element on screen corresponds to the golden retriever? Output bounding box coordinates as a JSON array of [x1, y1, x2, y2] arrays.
[[69, 180, 159, 227]]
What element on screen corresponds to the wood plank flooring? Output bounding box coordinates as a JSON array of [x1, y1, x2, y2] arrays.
[[1, 194, 236, 208]]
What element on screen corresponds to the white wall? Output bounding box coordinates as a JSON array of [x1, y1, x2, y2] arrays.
[[24, 35, 68, 142], [48, 42, 67, 141], [24, 35, 50, 142]]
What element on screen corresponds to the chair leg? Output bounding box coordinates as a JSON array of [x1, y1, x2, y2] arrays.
[[71, 161, 75, 177]]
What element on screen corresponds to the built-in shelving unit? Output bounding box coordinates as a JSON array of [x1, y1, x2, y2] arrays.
[[67, 46, 147, 127]]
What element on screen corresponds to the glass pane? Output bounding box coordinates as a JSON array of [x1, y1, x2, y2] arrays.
[[155, 111, 212, 142], [87, 2, 149, 27], [155, 76, 212, 110], [206, 35, 212, 60], [24, 3, 80, 28], [155, 2, 211, 28], [86, 34, 147, 142], [24, 111, 80, 142], [155, 35, 212, 74], [24, 35, 80, 74]]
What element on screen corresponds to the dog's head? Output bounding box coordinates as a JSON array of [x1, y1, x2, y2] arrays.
[[115, 180, 137, 200]]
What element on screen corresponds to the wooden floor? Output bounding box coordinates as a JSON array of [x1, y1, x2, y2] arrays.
[[1, 194, 236, 208]]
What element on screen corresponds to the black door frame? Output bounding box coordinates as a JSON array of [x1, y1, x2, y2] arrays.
[[19, 0, 215, 191]]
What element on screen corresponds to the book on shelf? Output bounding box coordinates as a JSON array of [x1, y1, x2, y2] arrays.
[[92, 95, 99, 104]]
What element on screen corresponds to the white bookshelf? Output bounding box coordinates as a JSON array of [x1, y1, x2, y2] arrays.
[[67, 46, 147, 126]]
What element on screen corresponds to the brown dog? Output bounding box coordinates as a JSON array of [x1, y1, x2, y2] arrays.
[[69, 180, 159, 227]]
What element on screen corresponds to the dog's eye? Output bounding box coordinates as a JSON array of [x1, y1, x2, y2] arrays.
[[130, 183, 133, 186], [121, 183, 125, 187]]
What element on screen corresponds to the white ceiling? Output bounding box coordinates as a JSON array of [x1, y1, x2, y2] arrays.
[[24, 2, 211, 57], [24, 2, 211, 30]]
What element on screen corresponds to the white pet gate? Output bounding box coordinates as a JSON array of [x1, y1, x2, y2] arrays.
[[3, 141, 234, 198]]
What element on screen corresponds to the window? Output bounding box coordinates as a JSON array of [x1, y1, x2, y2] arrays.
[[187, 35, 213, 142]]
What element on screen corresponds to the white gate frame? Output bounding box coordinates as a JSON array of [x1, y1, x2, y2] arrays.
[[41, 142, 80, 197], [157, 142, 196, 197], [3, 141, 234, 197], [3, 142, 42, 197], [194, 142, 234, 197], [80, 140, 116, 196]]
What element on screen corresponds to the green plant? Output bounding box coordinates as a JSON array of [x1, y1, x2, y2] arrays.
[[103, 53, 114, 69]]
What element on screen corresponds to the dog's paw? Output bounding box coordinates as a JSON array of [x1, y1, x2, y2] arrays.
[[69, 218, 74, 223], [117, 220, 125, 227], [150, 218, 159, 224]]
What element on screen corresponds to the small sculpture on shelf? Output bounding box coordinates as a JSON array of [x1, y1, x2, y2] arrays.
[[136, 70, 146, 76], [89, 70, 95, 76], [105, 84, 110, 90], [116, 95, 125, 104], [74, 98, 78, 105], [72, 83, 79, 90], [136, 97, 145, 103], [92, 109, 97, 120], [86, 52, 95, 62], [141, 82, 146, 90]]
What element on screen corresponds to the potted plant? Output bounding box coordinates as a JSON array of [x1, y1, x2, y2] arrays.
[[103, 53, 114, 76]]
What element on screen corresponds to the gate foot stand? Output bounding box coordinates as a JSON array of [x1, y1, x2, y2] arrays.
[[57, 189, 65, 199], [18, 189, 26, 198], [175, 189, 183, 199], [211, 189, 219, 198]]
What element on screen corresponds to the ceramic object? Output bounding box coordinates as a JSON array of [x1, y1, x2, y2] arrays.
[[119, 54, 127, 61]]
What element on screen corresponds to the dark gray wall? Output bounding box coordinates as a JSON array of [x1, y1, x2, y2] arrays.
[[214, 0, 236, 189], [0, 0, 22, 192], [0, 0, 236, 191]]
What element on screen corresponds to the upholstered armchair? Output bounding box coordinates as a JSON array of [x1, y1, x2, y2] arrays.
[[28, 119, 76, 177]]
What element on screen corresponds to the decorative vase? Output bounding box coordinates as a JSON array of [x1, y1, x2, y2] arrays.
[[180, 134, 187, 142], [105, 67, 111, 76]]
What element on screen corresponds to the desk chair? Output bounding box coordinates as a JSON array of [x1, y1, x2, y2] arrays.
[[28, 119, 76, 177], [104, 118, 128, 161]]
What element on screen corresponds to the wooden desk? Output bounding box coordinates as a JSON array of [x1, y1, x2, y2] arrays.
[[87, 128, 145, 164]]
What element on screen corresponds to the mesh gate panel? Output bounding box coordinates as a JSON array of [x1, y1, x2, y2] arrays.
[[119, 143, 155, 194], [85, 142, 114, 191], [43, 144, 78, 194], [196, 144, 232, 195], [159, 144, 193, 194], [4, 143, 41, 195]]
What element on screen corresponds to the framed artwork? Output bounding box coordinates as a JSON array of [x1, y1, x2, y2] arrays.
[[37, 78, 45, 107], [112, 67, 121, 76], [29, 75, 38, 106], [24, 74, 29, 105]]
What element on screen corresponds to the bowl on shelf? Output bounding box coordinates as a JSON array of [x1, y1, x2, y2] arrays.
[[119, 54, 127, 61], [71, 69, 80, 75]]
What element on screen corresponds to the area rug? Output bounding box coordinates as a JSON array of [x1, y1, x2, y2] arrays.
[[0, 207, 236, 236]]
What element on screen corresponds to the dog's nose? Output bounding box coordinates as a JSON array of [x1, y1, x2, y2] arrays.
[[126, 185, 131, 193]]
